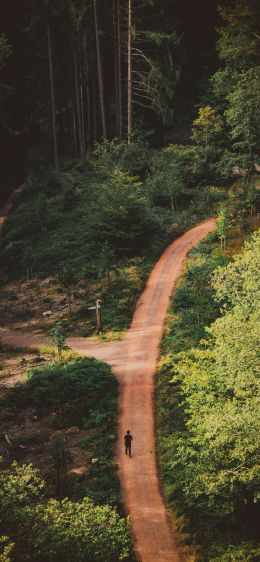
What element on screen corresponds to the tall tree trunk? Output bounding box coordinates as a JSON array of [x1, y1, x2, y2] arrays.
[[87, 82, 91, 148], [71, 91, 78, 156], [113, 0, 119, 136], [93, 81, 98, 143], [80, 81, 86, 155], [73, 48, 84, 159], [46, 3, 59, 169], [79, 57, 86, 154], [65, 98, 71, 145], [127, 0, 132, 144], [117, 0, 123, 140], [93, 0, 107, 140]]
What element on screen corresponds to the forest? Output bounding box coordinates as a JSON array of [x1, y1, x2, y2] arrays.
[[0, 1, 259, 561]]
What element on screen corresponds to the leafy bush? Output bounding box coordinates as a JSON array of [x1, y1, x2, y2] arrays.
[[4, 358, 118, 419], [208, 543, 260, 562], [0, 535, 14, 562], [48, 436, 72, 493], [0, 157, 160, 279], [0, 462, 132, 562], [2, 356, 121, 509], [162, 236, 226, 354], [157, 233, 260, 562], [146, 144, 194, 210], [92, 139, 154, 177], [157, 231, 260, 559]]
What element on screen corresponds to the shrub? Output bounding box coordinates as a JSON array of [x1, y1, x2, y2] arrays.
[[0, 462, 132, 562], [4, 358, 118, 420]]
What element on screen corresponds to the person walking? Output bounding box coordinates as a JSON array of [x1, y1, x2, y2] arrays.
[[124, 430, 133, 457]]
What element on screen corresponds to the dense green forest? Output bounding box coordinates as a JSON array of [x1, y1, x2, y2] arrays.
[[0, 0, 259, 561], [157, 229, 260, 561]]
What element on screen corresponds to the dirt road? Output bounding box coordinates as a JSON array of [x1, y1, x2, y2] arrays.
[[0, 218, 216, 562]]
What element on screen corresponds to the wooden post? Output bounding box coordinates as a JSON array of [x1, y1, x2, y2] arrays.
[[96, 299, 102, 334]]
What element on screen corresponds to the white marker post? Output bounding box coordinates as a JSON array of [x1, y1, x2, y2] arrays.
[[88, 299, 102, 334]]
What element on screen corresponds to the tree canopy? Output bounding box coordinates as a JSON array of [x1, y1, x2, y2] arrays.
[[0, 462, 132, 562]]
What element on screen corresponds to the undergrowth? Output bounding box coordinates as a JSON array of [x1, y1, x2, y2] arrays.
[[1, 357, 122, 508], [156, 221, 260, 561]]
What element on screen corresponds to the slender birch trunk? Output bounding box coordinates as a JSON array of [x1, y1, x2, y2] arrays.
[[94, 0, 107, 140], [127, 0, 132, 144]]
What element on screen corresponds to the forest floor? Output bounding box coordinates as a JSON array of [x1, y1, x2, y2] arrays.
[[0, 346, 95, 480], [0, 216, 216, 562]]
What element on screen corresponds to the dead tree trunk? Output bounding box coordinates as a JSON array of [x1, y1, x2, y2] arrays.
[[94, 0, 107, 140]]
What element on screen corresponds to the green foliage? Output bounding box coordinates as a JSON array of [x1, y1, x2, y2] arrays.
[[93, 168, 157, 250], [162, 235, 225, 354], [0, 151, 160, 277], [208, 542, 260, 562], [225, 67, 260, 165], [0, 35, 12, 70], [211, 66, 240, 114], [0, 536, 14, 562], [192, 106, 225, 181], [212, 230, 260, 308], [157, 231, 260, 559], [5, 357, 117, 415], [58, 265, 77, 314], [210, 1, 260, 176], [92, 139, 154, 177], [134, 30, 184, 125], [98, 241, 115, 288], [217, 1, 260, 70], [0, 461, 45, 512], [147, 144, 194, 210], [49, 436, 72, 490], [0, 462, 132, 562], [217, 207, 229, 250], [244, 181, 258, 215], [49, 321, 69, 359], [48, 436, 72, 495], [2, 355, 121, 510]]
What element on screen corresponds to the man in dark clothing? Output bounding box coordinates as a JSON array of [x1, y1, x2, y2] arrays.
[[124, 430, 133, 457]]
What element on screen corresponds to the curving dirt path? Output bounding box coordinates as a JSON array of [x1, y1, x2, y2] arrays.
[[0, 218, 216, 562]]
